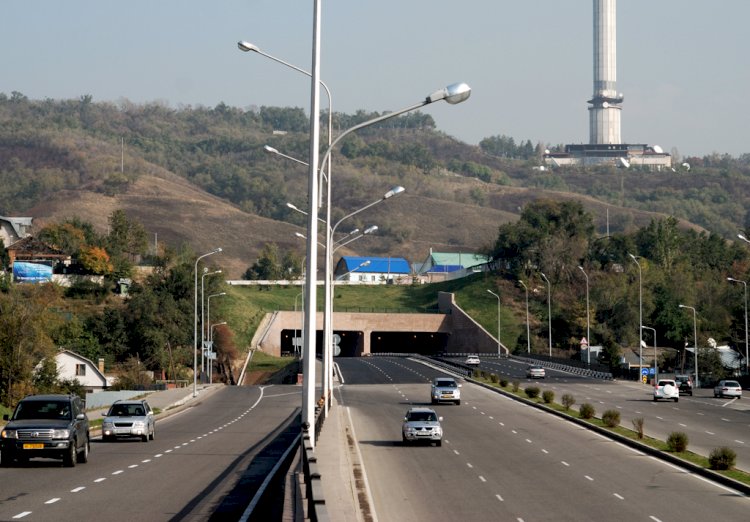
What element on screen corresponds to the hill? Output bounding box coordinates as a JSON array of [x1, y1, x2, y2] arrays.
[[3, 94, 747, 278]]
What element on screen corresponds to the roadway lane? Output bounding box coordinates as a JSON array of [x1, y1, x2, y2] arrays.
[[337, 357, 749, 521], [0, 385, 300, 521]]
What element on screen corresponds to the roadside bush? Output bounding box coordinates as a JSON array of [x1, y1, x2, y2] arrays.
[[562, 394, 576, 410], [472, 369, 482, 379], [632, 417, 644, 439], [489, 373, 499, 384], [512, 380, 520, 392], [579, 403, 595, 419], [602, 409, 620, 428], [667, 431, 689, 452], [708, 447, 736, 470], [500, 378, 509, 388], [542, 390, 554, 404], [525, 386, 540, 399]]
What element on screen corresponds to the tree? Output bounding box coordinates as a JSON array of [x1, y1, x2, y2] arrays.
[[78, 245, 114, 275], [244, 243, 283, 280], [107, 209, 148, 263]]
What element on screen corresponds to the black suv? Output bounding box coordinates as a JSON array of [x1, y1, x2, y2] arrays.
[[674, 374, 693, 396], [1, 394, 90, 467]]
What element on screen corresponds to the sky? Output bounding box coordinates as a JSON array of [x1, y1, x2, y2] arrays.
[[2, 1, 748, 158]]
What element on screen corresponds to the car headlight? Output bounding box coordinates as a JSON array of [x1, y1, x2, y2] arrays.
[[103, 422, 114, 429], [1, 429, 17, 439], [52, 429, 70, 439], [132, 421, 146, 428]]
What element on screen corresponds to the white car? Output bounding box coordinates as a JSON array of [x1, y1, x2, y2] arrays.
[[402, 407, 443, 446], [101, 400, 155, 442], [465, 355, 481, 366], [431, 377, 461, 405], [714, 380, 742, 399], [526, 365, 546, 379], [653, 379, 679, 402]]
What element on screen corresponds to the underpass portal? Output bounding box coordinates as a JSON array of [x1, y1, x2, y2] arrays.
[[370, 331, 449, 355]]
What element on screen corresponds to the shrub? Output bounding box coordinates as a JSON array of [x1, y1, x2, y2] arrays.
[[579, 403, 595, 419], [512, 380, 520, 392], [525, 386, 540, 399], [562, 394, 576, 410], [667, 432, 689, 452], [489, 373, 499, 384], [472, 369, 482, 379], [542, 390, 555, 404], [632, 417, 644, 439], [708, 447, 736, 470], [500, 378, 509, 388], [602, 409, 620, 428]]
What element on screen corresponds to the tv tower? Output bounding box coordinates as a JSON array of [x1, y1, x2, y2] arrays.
[[589, 0, 623, 145]]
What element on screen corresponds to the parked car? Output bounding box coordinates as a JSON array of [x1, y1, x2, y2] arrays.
[[431, 377, 461, 405], [714, 380, 742, 399], [674, 374, 693, 396], [402, 407, 443, 446], [465, 355, 481, 366], [526, 365, 546, 379], [1, 394, 90, 467], [101, 399, 155, 442], [653, 379, 679, 402]]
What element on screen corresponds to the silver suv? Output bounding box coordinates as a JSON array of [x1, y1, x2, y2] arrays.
[[402, 407, 443, 446], [101, 400, 155, 442], [431, 377, 461, 405]]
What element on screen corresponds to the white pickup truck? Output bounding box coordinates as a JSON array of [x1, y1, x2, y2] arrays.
[[653, 379, 680, 402]]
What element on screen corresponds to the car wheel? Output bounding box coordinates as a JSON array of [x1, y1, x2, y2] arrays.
[[653, 397, 657, 402], [674, 397, 679, 402], [435, 440, 442, 447], [78, 437, 89, 464], [402, 434, 408, 444], [149, 427, 155, 441], [455, 400, 461, 405], [141, 434, 148, 442], [0, 451, 12, 467], [63, 442, 77, 467]]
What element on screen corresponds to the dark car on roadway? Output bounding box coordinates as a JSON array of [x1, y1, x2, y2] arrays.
[[674, 374, 693, 396], [1, 394, 90, 467]]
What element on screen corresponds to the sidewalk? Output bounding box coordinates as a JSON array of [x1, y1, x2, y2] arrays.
[[313, 384, 367, 522]]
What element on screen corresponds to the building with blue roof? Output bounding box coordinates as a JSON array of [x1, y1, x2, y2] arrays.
[[334, 256, 411, 284]]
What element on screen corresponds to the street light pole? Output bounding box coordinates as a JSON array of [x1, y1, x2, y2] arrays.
[[628, 254, 643, 379], [486, 290, 502, 356], [679, 304, 699, 388], [519, 280, 531, 353], [209, 321, 227, 385], [193, 248, 221, 397], [728, 277, 749, 374], [641, 325, 657, 384], [201, 269, 222, 375], [578, 266, 591, 366], [540, 272, 552, 358]]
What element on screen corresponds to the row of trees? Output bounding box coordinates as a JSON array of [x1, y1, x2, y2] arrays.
[[490, 199, 748, 380]]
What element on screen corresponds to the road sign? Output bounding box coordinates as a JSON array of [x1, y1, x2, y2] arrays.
[[203, 341, 213, 350], [206, 351, 217, 360], [580, 337, 588, 347], [333, 334, 341, 357]]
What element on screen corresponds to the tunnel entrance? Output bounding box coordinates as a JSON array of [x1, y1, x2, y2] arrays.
[[370, 331, 449, 355]]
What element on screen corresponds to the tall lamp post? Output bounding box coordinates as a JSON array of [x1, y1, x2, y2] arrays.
[[728, 276, 749, 374], [540, 272, 552, 358], [628, 253, 643, 379], [201, 269, 222, 376], [193, 248, 221, 397], [641, 325, 657, 384], [679, 304, 699, 388], [486, 290, 501, 356], [519, 280, 531, 353], [578, 266, 591, 366]]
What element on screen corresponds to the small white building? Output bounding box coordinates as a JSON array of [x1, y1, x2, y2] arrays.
[[53, 350, 109, 391]]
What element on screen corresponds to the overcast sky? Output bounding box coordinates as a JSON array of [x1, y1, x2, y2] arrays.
[[2, 1, 748, 158]]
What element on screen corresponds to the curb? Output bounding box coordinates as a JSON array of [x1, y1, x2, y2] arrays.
[[467, 377, 750, 496]]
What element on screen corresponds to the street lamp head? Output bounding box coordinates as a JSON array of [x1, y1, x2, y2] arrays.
[[237, 41, 259, 53], [213, 247, 222, 254], [264, 145, 279, 154], [426, 82, 472, 105], [364, 225, 378, 234], [295, 232, 306, 240], [739, 233, 749, 242], [383, 186, 405, 199], [362, 260, 371, 266]]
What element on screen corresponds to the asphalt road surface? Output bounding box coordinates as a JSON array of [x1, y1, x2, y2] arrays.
[[336, 356, 749, 521], [0, 385, 300, 521]]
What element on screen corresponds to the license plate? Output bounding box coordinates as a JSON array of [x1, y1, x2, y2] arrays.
[[23, 443, 44, 450]]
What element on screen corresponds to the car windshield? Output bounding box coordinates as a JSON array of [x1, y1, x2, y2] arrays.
[[435, 380, 455, 388], [724, 381, 740, 387], [407, 411, 437, 422], [108, 404, 145, 416], [15, 400, 71, 420]]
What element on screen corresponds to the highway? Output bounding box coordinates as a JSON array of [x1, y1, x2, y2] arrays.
[[464, 356, 750, 471], [337, 356, 749, 521], [0, 385, 300, 521]]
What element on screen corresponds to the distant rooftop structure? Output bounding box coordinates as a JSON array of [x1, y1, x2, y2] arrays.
[[0, 216, 33, 246], [334, 256, 411, 284]]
